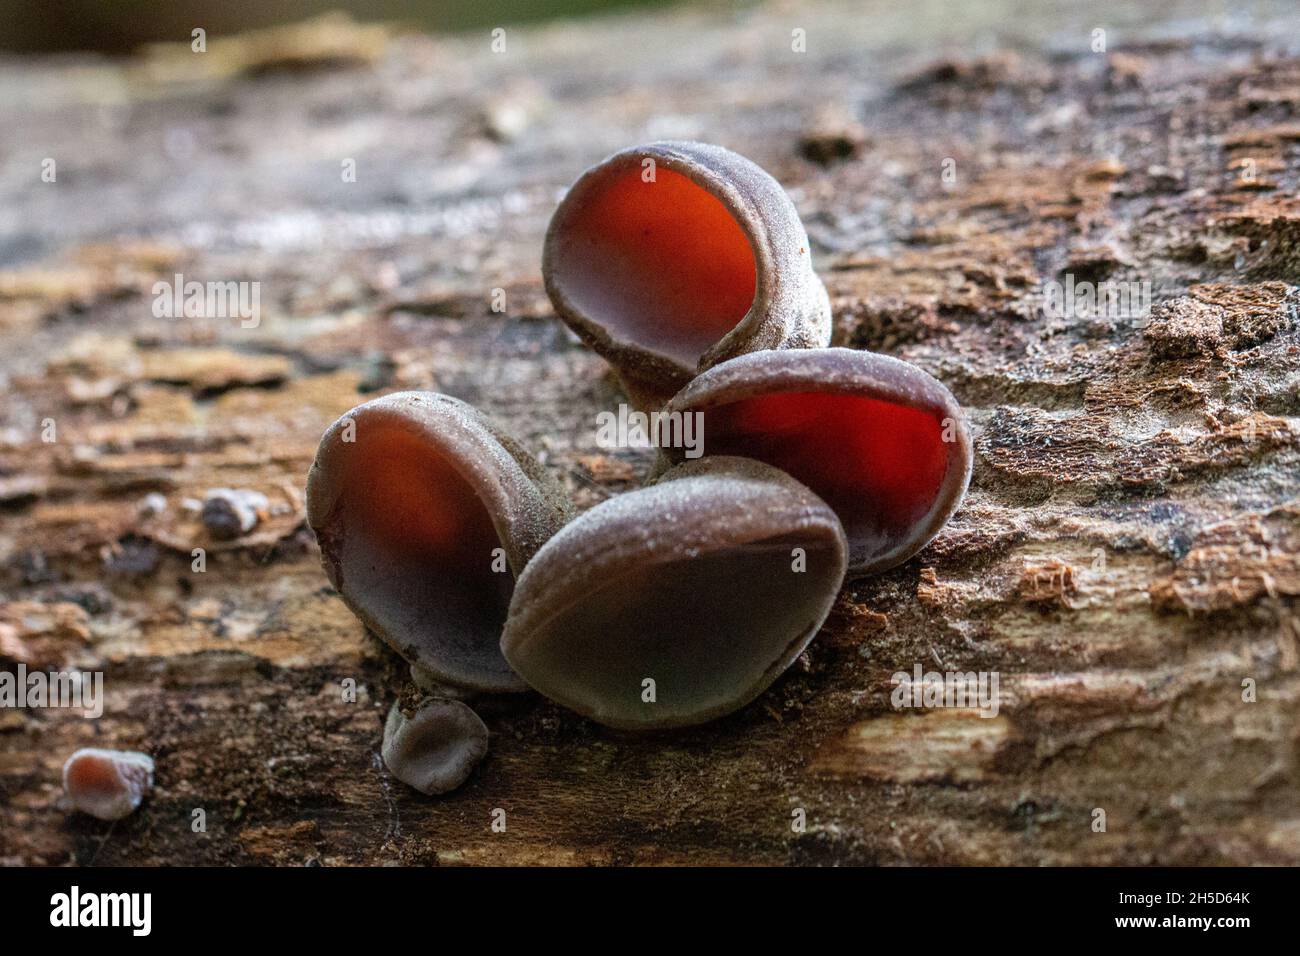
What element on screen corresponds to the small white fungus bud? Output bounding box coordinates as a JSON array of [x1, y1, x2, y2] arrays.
[[63, 748, 155, 821], [382, 698, 488, 795], [201, 488, 268, 540]]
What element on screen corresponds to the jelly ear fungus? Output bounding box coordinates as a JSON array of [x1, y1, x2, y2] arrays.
[[661, 348, 972, 576], [543, 141, 831, 409], [306, 392, 572, 693], [501, 456, 847, 729], [382, 697, 489, 795], [63, 748, 155, 821]]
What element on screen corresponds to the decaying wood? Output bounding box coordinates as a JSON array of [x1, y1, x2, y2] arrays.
[[2, 2, 1299, 865]]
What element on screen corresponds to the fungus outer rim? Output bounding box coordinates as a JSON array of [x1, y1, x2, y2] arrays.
[[504, 508, 846, 659]]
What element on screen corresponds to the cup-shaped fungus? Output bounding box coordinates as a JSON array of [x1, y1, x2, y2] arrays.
[[660, 348, 972, 576], [543, 141, 831, 409], [307, 392, 572, 693], [382, 697, 489, 795], [501, 456, 847, 729], [63, 748, 155, 821]]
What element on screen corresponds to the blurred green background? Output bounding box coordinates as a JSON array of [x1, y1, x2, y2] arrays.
[[0, 0, 702, 53]]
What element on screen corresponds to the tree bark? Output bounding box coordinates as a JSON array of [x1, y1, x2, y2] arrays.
[[1, 2, 1299, 865]]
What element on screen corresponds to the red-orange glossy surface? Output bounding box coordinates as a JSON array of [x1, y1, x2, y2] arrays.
[[555, 166, 757, 365], [703, 391, 948, 551]]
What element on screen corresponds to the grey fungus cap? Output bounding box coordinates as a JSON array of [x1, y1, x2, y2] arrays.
[[382, 697, 489, 795], [502, 456, 847, 729]]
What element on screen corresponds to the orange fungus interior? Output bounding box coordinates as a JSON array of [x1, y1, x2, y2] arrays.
[[553, 165, 757, 367], [333, 427, 513, 679], [701, 391, 949, 560]]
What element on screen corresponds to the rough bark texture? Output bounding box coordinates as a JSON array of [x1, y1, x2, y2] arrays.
[[2, 1, 1300, 865]]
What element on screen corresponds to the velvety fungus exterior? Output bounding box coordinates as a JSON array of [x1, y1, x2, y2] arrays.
[[382, 697, 489, 795], [501, 456, 847, 729]]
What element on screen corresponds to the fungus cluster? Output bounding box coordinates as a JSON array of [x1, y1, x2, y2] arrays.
[[308, 141, 971, 792]]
